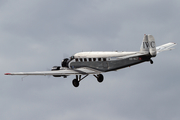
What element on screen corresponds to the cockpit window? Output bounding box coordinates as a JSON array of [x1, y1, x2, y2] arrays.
[[70, 56, 74, 60]]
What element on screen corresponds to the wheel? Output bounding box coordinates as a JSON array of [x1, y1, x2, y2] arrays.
[[97, 74, 104, 83], [72, 79, 79, 87], [150, 59, 153, 64]]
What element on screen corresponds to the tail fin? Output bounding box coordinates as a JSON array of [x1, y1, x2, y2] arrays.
[[140, 34, 157, 57], [148, 35, 157, 57], [140, 34, 149, 53]]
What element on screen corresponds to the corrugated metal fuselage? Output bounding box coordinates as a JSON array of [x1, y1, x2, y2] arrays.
[[69, 52, 151, 72]]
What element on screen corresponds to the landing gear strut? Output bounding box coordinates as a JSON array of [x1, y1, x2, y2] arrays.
[[72, 75, 88, 87], [72, 74, 104, 87]]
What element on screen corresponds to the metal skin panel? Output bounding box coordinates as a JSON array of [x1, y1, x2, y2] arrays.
[[140, 34, 149, 53], [148, 35, 157, 57], [69, 54, 150, 72], [4, 67, 101, 76], [156, 42, 177, 53], [74, 51, 137, 58], [4, 34, 176, 79]]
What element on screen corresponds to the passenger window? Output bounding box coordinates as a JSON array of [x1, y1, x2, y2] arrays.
[[76, 58, 79, 62], [93, 58, 96, 61], [89, 58, 92, 61], [98, 58, 101, 61], [84, 58, 87, 62], [80, 58, 83, 62], [103, 58, 106, 61]]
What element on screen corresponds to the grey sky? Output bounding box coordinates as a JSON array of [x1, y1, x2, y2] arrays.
[[0, 0, 180, 120]]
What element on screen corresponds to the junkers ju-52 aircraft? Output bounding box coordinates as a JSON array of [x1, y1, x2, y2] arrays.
[[5, 34, 176, 87]]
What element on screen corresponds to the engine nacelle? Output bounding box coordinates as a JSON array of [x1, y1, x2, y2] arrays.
[[51, 66, 60, 71], [51, 66, 61, 77]]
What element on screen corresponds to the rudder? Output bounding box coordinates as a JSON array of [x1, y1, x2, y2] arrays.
[[140, 34, 157, 57], [148, 34, 156, 57]]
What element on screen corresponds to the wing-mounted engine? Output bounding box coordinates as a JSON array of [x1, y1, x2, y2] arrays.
[[51, 66, 61, 77], [51, 66, 61, 71], [51, 66, 67, 78]]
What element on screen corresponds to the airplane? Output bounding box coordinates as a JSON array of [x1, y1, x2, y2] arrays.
[[5, 34, 177, 87]]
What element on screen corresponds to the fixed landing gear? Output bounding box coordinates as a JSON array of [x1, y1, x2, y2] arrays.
[[94, 74, 104, 83], [72, 74, 104, 87], [72, 75, 88, 87], [150, 59, 153, 64], [72, 79, 79, 87]]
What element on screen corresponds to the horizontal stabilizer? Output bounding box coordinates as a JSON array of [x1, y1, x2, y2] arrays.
[[156, 42, 177, 53]]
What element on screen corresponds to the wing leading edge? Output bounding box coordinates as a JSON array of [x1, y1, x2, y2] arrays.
[[4, 67, 102, 76]]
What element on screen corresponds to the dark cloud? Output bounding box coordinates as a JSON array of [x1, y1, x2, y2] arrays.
[[0, 0, 180, 120]]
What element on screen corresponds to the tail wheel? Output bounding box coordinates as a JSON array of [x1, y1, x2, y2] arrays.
[[97, 74, 104, 83], [72, 79, 79, 87], [150, 59, 153, 64]]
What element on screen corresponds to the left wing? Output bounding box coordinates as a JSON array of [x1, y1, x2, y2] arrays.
[[5, 67, 102, 76]]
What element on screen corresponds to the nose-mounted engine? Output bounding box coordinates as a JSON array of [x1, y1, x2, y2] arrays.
[[61, 58, 69, 67], [61, 56, 74, 68]]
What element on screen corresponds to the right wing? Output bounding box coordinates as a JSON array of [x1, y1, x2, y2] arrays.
[[156, 42, 177, 54], [4, 67, 102, 76]]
